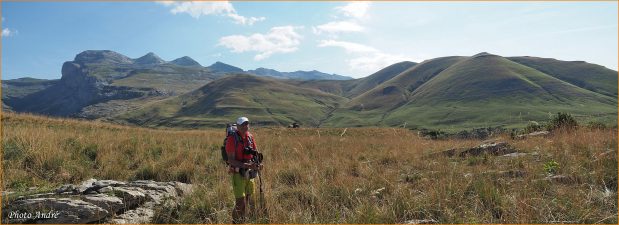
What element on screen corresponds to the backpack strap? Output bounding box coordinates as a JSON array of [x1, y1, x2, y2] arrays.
[[231, 131, 242, 160], [246, 134, 254, 148]]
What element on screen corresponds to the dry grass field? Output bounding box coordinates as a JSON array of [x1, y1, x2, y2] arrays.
[[2, 112, 617, 223]]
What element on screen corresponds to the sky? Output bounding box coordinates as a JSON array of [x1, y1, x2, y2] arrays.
[[1, 1, 617, 80]]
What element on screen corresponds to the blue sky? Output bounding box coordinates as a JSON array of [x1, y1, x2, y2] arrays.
[[1, 1, 617, 80]]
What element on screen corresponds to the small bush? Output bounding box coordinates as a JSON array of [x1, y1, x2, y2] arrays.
[[466, 155, 488, 166], [402, 172, 422, 183], [277, 169, 303, 186], [148, 146, 164, 159], [418, 128, 447, 140], [546, 112, 578, 131], [467, 179, 504, 220], [82, 144, 98, 162], [587, 121, 607, 129], [524, 121, 544, 133], [134, 164, 158, 180], [3, 140, 24, 161], [174, 169, 192, 183], [543, 160, 560, 175], [9, 177, 33, 190]]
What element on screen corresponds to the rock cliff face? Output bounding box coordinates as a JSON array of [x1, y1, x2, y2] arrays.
[[59, 62, 100, 107], [2, 179, 193, 224], [11, 61, 151, 117], [6, 50, 212, 117], [170, 56, 202, 67], [134, 52, 165, 65], [74, 50, 134, 65]]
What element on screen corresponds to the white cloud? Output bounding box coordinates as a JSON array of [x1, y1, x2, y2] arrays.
[[158, 1, 264, 25], [335, 2, 371, 19], [2, 28, 16, 37], [156, 1, 175, 7], [168, 1, 234, 18], [317, 40, 417, 75], [318, 40, 378, 53], [313, 21, 364, 35], [313, 2, 371, 35], [227, 13, 265, 26], [349, 53, 415, 74], [218, 26, 303, 61], [1, 17, 15, 37]]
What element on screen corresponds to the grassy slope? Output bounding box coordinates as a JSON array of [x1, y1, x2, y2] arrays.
[[287, 61, 418, 99], [7, 54, 615, 130], [1, 78, 58, 114], [82, 64, 219, 120], [347, 56, 465, 111], [287, 79, 354, 97], [383, 54, 617, 130], [115, 55, 617, 130], [345, 61, 418, 98], [3, 112, 617, 223], [321, 58, 459, 127], [111, 72, 213, 94], [114, 74, 348, 128], [2, 78, 59, 99], [77, 60, 217, 94], [508, 56, 618, 97]]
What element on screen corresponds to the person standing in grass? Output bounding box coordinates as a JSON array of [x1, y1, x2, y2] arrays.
[[225, 116, 263, 223]]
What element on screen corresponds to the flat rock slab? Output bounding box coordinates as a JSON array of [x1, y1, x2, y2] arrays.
[[459, 142, 516, 157], [429, 142, 517, 158], [2, 179, 193, 224], [501, 152, 539, 158], [110, 187, 147, 209], [516, 131, 550, 139], [405, 219, 439, 224], [112, 202, 156, 224], [482, 170, 527, 178], [5, 198, 110, 224], [81, 194, 125, 214]]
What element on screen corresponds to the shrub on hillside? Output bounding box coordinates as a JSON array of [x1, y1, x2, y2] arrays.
[[587, 121, 607, 129], [546, 112, 578, 131], [524, 121, 544, 133], [417, 128, 447, 140], [543, 160, 560, 175]]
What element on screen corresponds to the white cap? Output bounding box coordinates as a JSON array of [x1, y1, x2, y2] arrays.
[[236, 116, 249, 125]]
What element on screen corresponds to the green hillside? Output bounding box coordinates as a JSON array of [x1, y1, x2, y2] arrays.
[[2, 77, 59, 99], [6, 51, 616, 130], [347, 56, 464, 111], [287, 79, 353, 97], [117, 53, 617, 130], [508, 56, 618, 97], [383, 53, 617, 130], [345, 61, 418, 98], [110, 66, 216, 94], [114, 74, 348, 128], [322, 56, 465, 127]]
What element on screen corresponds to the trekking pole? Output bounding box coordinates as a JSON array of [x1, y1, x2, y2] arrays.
[[257, 170, 269, 223], [256, 153, 269, 223]]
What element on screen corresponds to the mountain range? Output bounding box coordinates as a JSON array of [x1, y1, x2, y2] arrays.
[[208, 61, 352, 80], [2, 50, 617, 130]]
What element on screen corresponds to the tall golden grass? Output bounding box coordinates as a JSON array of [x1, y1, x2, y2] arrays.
[[2, 112, 617, 223]]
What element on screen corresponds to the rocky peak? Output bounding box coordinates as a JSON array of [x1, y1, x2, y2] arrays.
[[249, 67, 279, 75], [74, 50, 134, 65], [170, 56, 202, 67], [472, 52, 497, 58], [134, 52, 166, 65], [207, 61, 244, 73]]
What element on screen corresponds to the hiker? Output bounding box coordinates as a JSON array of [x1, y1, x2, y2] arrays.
[[225, 116, 263, 223]]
